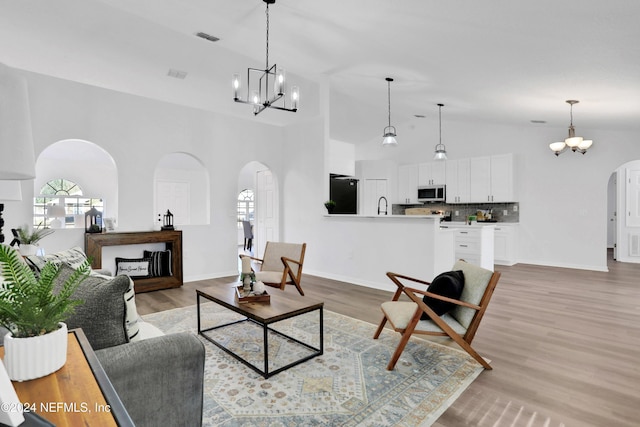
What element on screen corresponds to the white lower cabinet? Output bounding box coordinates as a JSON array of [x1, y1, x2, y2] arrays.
[[452, 226, 495, 271], [494, 224, 518, 266]]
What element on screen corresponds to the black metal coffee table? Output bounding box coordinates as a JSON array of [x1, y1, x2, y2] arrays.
[[196, 285, 323, 378]]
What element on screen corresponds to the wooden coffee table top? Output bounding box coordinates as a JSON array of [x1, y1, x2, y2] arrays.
[[0, 329, 133, 427], [197, 283, 323, 324]]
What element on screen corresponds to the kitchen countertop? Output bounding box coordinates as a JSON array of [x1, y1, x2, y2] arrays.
[[324, 214, 444, 219], [440, 221, 518, 228]]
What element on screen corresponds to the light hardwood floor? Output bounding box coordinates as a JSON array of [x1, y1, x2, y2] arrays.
[[135, 251, 640, 427]]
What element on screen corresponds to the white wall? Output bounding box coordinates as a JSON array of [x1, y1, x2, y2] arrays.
[[3, 71, 286, 281]]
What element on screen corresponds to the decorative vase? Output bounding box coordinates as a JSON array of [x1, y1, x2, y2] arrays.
[[3, 322, 68, 381], [18, 244, 37, 257], [253, 281, 266, 294]]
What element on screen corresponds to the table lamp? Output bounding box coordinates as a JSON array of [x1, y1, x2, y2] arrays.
[[47, 204, 66, 229]]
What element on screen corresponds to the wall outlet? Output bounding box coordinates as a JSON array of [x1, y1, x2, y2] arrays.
[[455, 211, 459, 216], [513, 205, 518, 212], [503, 210, 508, 216]]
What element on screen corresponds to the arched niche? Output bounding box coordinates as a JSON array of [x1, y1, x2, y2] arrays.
[[35, 139, 118, 220], [154, 152, 210, 226]]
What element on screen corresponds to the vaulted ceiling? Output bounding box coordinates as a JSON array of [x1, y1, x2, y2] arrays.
[[2, 0, 639, 144]]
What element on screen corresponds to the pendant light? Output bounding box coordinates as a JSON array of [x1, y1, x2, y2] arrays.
[[549, 100, 593, 156], [232, 0, 299, 116], [382, 77, 398, 146], [433, 103, 447, 160]]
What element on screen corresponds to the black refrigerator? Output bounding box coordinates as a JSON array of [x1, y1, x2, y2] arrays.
[[329, 175, 358, 214]]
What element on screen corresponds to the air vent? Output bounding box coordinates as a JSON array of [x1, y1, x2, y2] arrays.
[[196, 32, 220, 43], [167, 69, 188, 79]]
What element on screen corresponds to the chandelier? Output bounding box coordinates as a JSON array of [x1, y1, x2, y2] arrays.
[[232, 0, 299, 115], [382, 77, 398, 146], [433, 103, 447, 160], [549, 100, 593, 156]]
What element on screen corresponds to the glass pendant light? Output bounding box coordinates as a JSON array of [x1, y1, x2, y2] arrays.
[[433, 104, 447, 160], [382, 77, 398, 146]]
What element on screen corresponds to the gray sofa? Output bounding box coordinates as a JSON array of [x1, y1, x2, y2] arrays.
[[27, 254, 206, 427]]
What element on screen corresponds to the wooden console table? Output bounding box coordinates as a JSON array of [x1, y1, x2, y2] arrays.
[[0, 329, 134, 426], [85, 230, 183, 293]]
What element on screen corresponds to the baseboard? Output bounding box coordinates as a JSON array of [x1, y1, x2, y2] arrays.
[[302, 269, 396, 293], [184, 270, 239, 283], [513, 259, 609, 272]]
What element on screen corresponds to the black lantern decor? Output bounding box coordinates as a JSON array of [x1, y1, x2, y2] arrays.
[[161, 210, 174, 231], [85, 207, 103, 233]]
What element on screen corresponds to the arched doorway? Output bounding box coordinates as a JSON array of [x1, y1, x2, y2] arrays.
[[238, 161, 279, 259], [613, 159, 640, 264]]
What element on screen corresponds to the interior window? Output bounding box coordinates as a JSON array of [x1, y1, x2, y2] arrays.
[[34, 179, 103, 228], [237, 189, 254, 228]]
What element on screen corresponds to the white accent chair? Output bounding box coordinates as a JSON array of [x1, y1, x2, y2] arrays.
[[243, 241, 307, 295]]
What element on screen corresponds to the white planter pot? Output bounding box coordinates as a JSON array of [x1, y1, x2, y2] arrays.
[[3, 322, 68, 382], [18, 244, 38, 257]]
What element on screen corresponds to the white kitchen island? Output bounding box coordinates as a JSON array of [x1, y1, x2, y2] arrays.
[[318, 215, 455, 292], [440, 222, 496, 270]]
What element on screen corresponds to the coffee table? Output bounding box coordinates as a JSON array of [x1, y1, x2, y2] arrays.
[[196, 284, 323, 378]]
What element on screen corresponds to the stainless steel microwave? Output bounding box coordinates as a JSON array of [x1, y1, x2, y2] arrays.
[[417, 185, 446, 202]]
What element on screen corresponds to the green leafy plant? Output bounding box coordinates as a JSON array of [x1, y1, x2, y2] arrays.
[[16, 224, 55, 245], [324, 200, 336, 209], [0, 245, 90, 337]]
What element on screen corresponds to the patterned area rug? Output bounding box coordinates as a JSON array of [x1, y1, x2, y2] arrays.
[[142, 303, 485, 427]]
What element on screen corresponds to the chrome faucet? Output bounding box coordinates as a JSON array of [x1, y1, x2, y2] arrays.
[[377, 196, 388, 215]]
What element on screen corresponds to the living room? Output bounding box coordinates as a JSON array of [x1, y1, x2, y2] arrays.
[[1, 1, 640, 426]]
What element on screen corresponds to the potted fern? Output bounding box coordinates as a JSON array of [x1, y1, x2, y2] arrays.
[[0, 244, 90, 381]]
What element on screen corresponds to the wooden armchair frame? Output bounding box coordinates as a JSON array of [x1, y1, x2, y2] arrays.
[[243, 242, 307, 295], [373, 265, 500, 370]]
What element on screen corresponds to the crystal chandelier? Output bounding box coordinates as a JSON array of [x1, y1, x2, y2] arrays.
[[232, 0, 298, 115]]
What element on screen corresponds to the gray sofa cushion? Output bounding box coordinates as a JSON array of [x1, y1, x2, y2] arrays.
[[55, 263, 130, 350], [96, 333, 205, 427]]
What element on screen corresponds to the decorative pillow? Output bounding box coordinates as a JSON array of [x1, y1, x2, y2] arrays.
[[24, 246, 88, 275], [55, 263, 130, 350], [115, 257, 151, 278], [143, 250, 172, 277], [92, 272, 141, 341], [421, 270, 465, 319]]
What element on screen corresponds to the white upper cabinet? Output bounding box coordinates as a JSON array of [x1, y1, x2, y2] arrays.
[[418, 162, 446, 186], [469, 154, 515, 203], [470, 156, 492, 202], [445, 158, 470, 203], [397, 164, 419, 204], [489, 154, 514, 202]]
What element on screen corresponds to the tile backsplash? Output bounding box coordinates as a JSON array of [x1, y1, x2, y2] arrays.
[[392, 202, 519, 223]]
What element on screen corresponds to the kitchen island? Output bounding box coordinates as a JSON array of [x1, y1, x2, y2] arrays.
[[317, 214, 455, 292], [440, 222, 496, 270]]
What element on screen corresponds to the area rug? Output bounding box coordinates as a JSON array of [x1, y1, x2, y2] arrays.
[[142, 303, 485, 427]]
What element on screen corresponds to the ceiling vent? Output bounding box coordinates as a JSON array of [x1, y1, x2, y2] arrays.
[[167, 69, 188, 79], [196, 32, 220, 43]]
